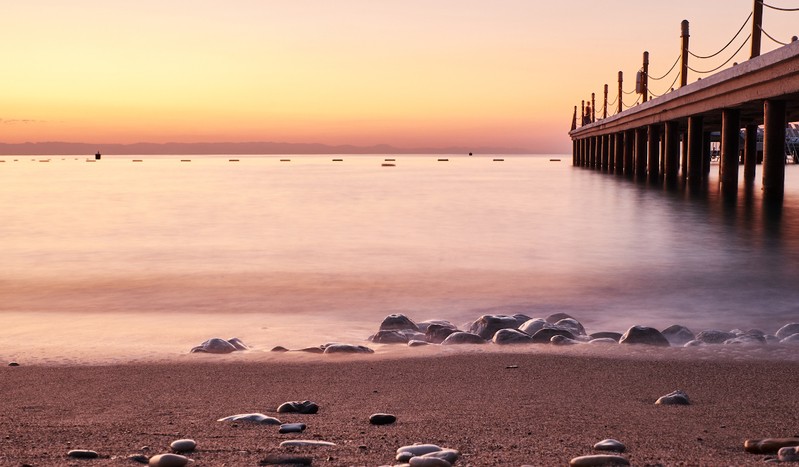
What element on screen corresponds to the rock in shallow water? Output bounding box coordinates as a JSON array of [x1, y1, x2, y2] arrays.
[[492, 328, 533, 345], [441, 331, 486, 345], [190, 337, 248, 354], [619, 326, 669, 346], [593, 439, 626, 453], [425, 324, 458, 343], [551, 334, 581, 345], [169, 439, 196, 453], [322, 343, 374, 354], [781, 333, 799, 344], [530, 327, 575, 343], [370, 330, 410, 344], [744, 438, 799, 454], [369, 413, 397, 425], [695, 329, 736, 344], [379, 313, 419, 332], [149, 453, 189, 467], [569, 454, 630, 466], [67, 449, 99, 459], [661, 325, 695, 346], [469, 314, 521, 339], [217, 413, 281, 424], [776, 323, 799, 340], [277, 400, 319, 414], [589, 332, 622, 342], [655, 390, 690, 405]]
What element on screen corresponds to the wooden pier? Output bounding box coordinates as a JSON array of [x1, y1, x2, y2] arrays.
[[569, 3, 799, 202]]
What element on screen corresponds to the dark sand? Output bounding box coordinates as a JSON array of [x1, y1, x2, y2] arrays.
[[2, 351, 798, 466]]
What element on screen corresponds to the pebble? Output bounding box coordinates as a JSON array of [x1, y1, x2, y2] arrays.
[[370, 330, 410, 344], [420, 449, 460, 464], [148, 453, 189, 467], [660, 324, 695, 346], [8, 362, 20, 367], [469, 314, 521, 339], [260, 454, 313, 465], [279, 440, 336, 447], [425, 324, 458, 343], [408, 339, 430, 347], [217, 413, 282, 424], [67, 449, 99, 459], [379, 313, 420, 332], [695, 329, 736, 344], [779, 446, 799, 462], [271, 346, 290, 352], [744, 438, 799, 454], [492, 328, 534, 345], [551, 334, 581, 345], [169, 439, 196, 453], [190, 337, 238, 354], [519, 318, 549, 336], [396, 444, 443, 461], [369, 413, 397, 425], [277, 400, 319, 414], [440, 331, 486, 345], [569, 454, 630, 466], [776, 323, 799, 340], [588, 338, 618, 345], [322, 343, 374, 354], [530, 327, 575, 343], [545, 312, 577, 323], [655, 390, 690, 405], [554, 317, 586, 336], [409, 457, 451, 467], [593, 439, 626, 453], [619, 325, 670, 346], [724, 334, 766, 345], [781, 333, 799, 344], [589, 332, 622, 342], [128, 454, 149, 464], [278, 423, 306, 434]]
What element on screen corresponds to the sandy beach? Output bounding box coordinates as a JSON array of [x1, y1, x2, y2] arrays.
[[2, 349, 798, 466]]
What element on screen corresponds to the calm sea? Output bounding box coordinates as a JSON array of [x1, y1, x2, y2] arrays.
[[1, 154, 798, 360]]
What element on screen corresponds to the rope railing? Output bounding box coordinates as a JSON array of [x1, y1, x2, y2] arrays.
[[688, 12, 752, 59], [647, 55, 681, 81], [622, 95, 642, 109], [761, 1, 799, 12], [648, 72, 682, 98], [759, 24, 792, 46], [688, 34, 751, 74]]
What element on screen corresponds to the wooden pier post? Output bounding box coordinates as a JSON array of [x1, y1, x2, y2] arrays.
[[581, 100, 585, 126], [614, 132, 624, 175], [680, 20, 690, 87], [762, 99, 786, 201], [589, 137, 595, 168], [618, 72, 623, 114], [744, 123, 758, 183], [703, 131, 713, 177], [601, 134, 609, 170], [608, 134, 616, 172], [624, 129, 635, 177], [603, 84, 609, 119], [681, 132, 689, 177], [648, 124, 661, 181], [721, 109, 741, 197], [687, 116, 704, 181], [751, 0, 763, 59], [592, 93, 596, 123], [635, 127, 648, 179], [664, 121, 681, 182], [571, 106, 577, 131], [642, 52, 650, 103]]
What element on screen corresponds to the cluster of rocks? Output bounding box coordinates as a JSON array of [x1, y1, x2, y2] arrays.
[[190, 337, 249, 354], [745, 437, 799, 463], [67, 438, 196, 466], [367, 313, 799, 349]]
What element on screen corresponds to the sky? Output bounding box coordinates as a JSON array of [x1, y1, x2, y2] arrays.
[[1, 1, 796, 153]]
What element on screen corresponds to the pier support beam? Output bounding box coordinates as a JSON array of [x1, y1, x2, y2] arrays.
[[602, 134, 610, 171], [720, 109, 741, 197], [608, 134, 616, 173], [681, 132, 688, 178], [762, 100, 786, 201], [664, 121, 680, 182], [648, 124, 661, 181], [589, 137, 596, 168], [687, 116, 704, 181], [614, 132, 624, 175], [624, 129, 635, 177], [744, 124, 758, 183], [702, 131, 712, 177], [635, 127, 648, 180]]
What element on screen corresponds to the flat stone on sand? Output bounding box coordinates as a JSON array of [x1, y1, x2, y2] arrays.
[[420, 449, 460, 464], [278, 423, 306, 433], [67, 449, 99, 459], [655, 390, 690, 405], [492, 328, 533, 345], [277, 400, 319, 414], [369, 413, 397, 425], [593, 439, 626, 452], [744, 438, 799, 454], [322, 343, 374, 354], [217, 413, 281, 424], [397, 444, 443, 459], [441, 331, 486, 345], [169, 439, 196, 453], [190, 337, 237, 354], [409, 456, 452, 466], [279, 440, 336, 447], [148, 453, 189, 467], [570, 454, 630, 466]]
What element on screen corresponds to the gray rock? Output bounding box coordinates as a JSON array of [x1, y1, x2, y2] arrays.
[[279, 440, 336, 447], [128, 454, 149, 464], [530, 327, 575, 343], [569, 454, 630, 466], [278, 423, 306, 434], [148, 453, 189, 467], [190, 337, 239, 354], [67, 450, 99, 459], [369, 413, 397, 425], [780, 333, 799, 344], [169, 439, 196, 453], [545, 312, 577, 324], [551, 334, 581, 345], [519, 318, 549, 336], [554, 318, 586, 336], [322, 343, 374, 354], [441, 332, 487, 345], [416, 319, 457, 333], [655, 390, 690, 405], [421, 449, 460, 464], [778, 446, 799, 462], [724, 333, 767, 345], [397, 444, 443, 460], [661, 325, 695, 346], [277, 400, 319, 414], [379, 314, 419, 332], [492, 328, 534, 345], [776, 323, 799, 340], [409, 457, 451, 467], [370, 330, 410, 344], [408, 339, 430, 347], [593, 439, 626, 453], [469, 314, 520, 339], [695, 329, 736, 344], [619, 326, 670, 347], [227, 337, 249, 350], [217, 413, 282, 424], [589, 338, 619, 345], [745, 438, 799, 454], [511, 313, 534, 327], [425, 324, 458, 344], [589, 332, 622, 342]]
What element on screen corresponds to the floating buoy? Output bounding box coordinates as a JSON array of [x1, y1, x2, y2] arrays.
[[384, 158, 396, 161], [132, 160, 143, 162], [280, 159, 291, 162], [382, 163, 396, 167], [550, 158, 561, 162], [493, 159, 505, 162], [228, 159, 239, 162], [332, 158, 343, 161], [437, 158, 449, 162], [180, 159, 191, 162]]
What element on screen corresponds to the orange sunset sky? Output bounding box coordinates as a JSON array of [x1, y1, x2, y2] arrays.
[[1, 1, 796, 153]]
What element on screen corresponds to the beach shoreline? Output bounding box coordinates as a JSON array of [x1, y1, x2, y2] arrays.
[[2, 351, 797, 466]]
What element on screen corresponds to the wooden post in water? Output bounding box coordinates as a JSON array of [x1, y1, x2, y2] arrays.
[[721, 109, 741, 197], [642, 51, 650, 103], [681, 131, 689, 177], [614, 132, 624, 175], [600, 135, 608, 170], [702, 131, 713, 177], [588, 137, 595, 168], [603, 84, 609, 119], [591, 93, 596, 122], [648, 124, 661, 181], [607, 134, 615, 172], [635, 127, 648, 179], [617, 72, 623, 114], [744, 123, 758, 183], [664, 121, 680, 182], [762, 99, 786, 201], [624, 129, 635, 177], [687, 116, 704, 181], [571, 106, 577, 131], [751, 0, 763, 59], [680, 20, 690, 87], [581, 100, 585, 126]]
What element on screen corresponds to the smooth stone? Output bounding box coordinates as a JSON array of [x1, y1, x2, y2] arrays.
[[779, 446, 799, 462], [441, 332, 487, 345], [260, 454, 313, 465], [271, 346, 290, 352], [781, 333, 799, 344], [169, 439, 196, 453], [683, 340, 704, 347], [425, 324, 458, 344], [408, 339, 430, 347], [8, 362, 20, 367], [744, 438, 799, 454], [190, 337, 237, 354], [369, 413, 397, 425], [776, 323, 799, 340], [492, 328, 534, 345], [379, 313, 419, 332], [67, 449, 99, 459], [519, 318, 549, 336], [277, 400, 319, 414], [148, 453, 189, 467], [530, 327, 575, 343], [469, 314, 520, 339], [227, 337, 249, 350], [279, 440, 336, 447], [589, 332, 622, 342], [695, 329, 736, 344], [619, 326, 670, 347], [416, 319, 457, 333], [217, 413, 281, 424], [655, 390, 690, 405], [278, 423, 307, 434], [545, 312, 577, 324], [511, 313, 533, 326], [129, 454, 149, 464], [397, 444, 443, 457], [409, 457, 451, 467], [661, 325, 695, 346], [554, 317, 586, 336], [589, 338, 619, 345], [551, 334, 580, 345], [421, 449, 460, 464], [570, 454, 630, 466], [322, 343, 374, 354], [297, 346, 324, 353], [593, 439, 626, 453], [724, 333, 766, 345], [370, 330, 409, 344]]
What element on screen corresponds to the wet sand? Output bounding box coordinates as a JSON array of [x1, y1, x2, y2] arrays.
[[2, 351, 797, 466]]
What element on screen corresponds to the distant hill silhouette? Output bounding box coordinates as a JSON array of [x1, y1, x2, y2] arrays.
[[0, 141, 530, 155]]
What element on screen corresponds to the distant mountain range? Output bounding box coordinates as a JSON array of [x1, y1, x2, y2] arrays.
[[0, 141, 530, 155]]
